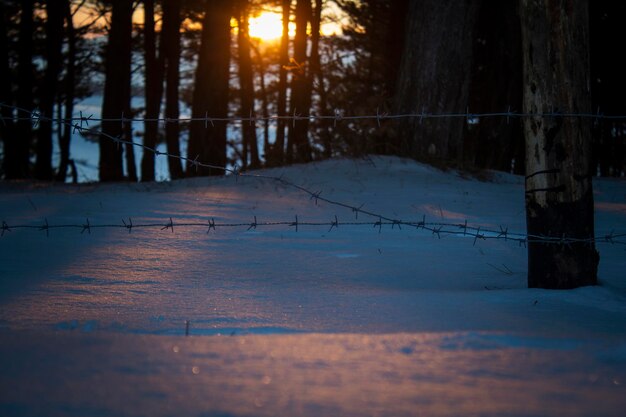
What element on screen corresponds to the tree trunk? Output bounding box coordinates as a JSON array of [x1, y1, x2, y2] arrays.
[[465, 0, 523, 173], [187, 0, 231, 176], [99, 0, 132, 181], [140, 0, 164, 182], [286, 0, 313, 164], [310, 0, 331, 158], [236, 1, 259, 169], [255, 51, 270, 163], [56, 0, 76, 182], [0, 2, 16, 179], [15, 0, 35, 179], [520, 0, 598, 289], [125, 112, 137, 181], [35, 0, 64, 180], [590, 2, 626, 177], [162, 0, 183, 179], [272, 0, 291, 166], [393, 0, 480, 167]]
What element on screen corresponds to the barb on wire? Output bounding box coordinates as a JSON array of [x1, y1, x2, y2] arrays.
[[374, 217, 383, 234], [498, 225, 508, 241], [473, 227, 485, 246], [122, 218, 133, 233], [81, 218, 91, 234], [290, 215, 299, 232], [329, 215, 339, 232], [1, 221, 10, 237], [248, 216, 258, 231], [39, 218, 49, 237], [207, 218, 216, 234], [162, 217, 174, 233]]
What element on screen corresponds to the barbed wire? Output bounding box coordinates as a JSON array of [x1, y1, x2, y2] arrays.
[[1, 103, 625, 247], [2, 217, 625, 247], [3, 103, 626, 127]]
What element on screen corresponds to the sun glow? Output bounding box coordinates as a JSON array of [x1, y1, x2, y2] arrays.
[[248, 12, 285, 41]]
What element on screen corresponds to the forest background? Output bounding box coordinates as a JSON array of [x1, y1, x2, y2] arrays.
[[1, 0, 624, 183]]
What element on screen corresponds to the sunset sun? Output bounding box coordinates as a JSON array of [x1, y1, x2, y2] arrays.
[[248, 12, 284, 41]]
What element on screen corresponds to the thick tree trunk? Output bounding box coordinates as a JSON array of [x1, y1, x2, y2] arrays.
[[15, 0, 35, 179], [393, 0, 480, 166], [56, 1, 76, 182], [140, 0, 164, 182], [237, 1, 259, 169], [271, 0, 291, 166], [286, 0, 313, 164], [187, 0, 231, 176], [99, 0, 132, 181], [0, 2, 16, 178], [162, 0, 183, 179], [36, 0, 64, 180], [520, 0, 598, 288], [384, 0, 408, 101], [310, 0, 331, 158], [465, 0, 523, 173], [590, 2, 626, 177]]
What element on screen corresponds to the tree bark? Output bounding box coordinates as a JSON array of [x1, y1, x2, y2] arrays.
[[187, 0, 231, 176], [393, 0, 480, 166], [99, 0, 132, 181], [520, 0, 598, 288], [271, 0, 291, 166], [15, 0, 35, 179], [56, 0, 76, 182], [310, 0, 331, 158], [236, 0, 259, 169], [0, 1, 16, 179], [252, 44, 270, 163], [36, 0, 64, 180], [465, 0, 523, 173], [286, 0, 313, 164], [162, 0, 183, 179], [124, 111, 137, 181], [140, 0, 164, 182]]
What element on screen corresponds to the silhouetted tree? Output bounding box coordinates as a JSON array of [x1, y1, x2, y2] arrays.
[[590, 1, 626, 177], [286, 0, 313, 163], [56, 1, 77, 182], [327, 0, 408, 156], [99, 0, 133, 181], [464, 0, 523, 173], [394, 0, 480, 167], [270, 0, 291, 166], [14, 0, 35, 179], [140, 0, 163, 182], [187, 0, 231, 176], [236, 0, 260, 169], [520, 0, 598, 288], [162, 0, 184, 179], [36, 0, 65, 180], [0, 1, 16, 179]]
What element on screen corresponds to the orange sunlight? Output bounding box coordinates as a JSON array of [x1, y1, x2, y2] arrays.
[[248, 12, 287, 41]]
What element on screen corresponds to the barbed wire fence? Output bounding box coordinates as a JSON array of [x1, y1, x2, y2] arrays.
[[1, 102, 625, 248]]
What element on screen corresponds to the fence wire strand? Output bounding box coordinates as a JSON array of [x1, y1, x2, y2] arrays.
[[1, 103, 625, 247]]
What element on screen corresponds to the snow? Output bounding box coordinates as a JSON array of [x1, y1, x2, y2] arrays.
[[1, 155, 625, 416]]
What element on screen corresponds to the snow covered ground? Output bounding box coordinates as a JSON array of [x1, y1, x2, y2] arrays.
[[1, 156, 625, 416]]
